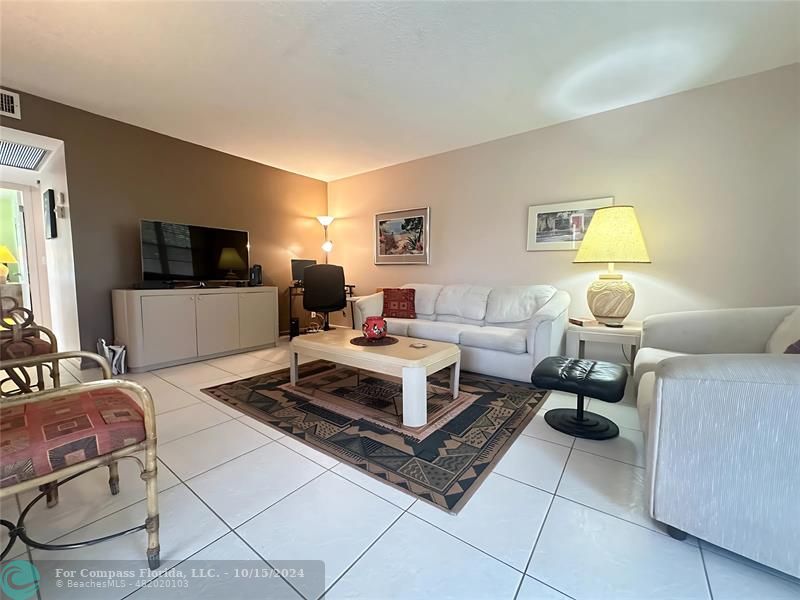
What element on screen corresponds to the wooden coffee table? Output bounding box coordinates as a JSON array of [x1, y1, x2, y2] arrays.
[[289, 329, 460, 427]]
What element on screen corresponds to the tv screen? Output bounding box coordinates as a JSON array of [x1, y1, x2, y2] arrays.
[[140, 220, 249, 281]]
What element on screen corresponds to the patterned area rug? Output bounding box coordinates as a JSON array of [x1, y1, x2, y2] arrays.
[[202, 361, 549, 512], [278, 367, 482, 442]]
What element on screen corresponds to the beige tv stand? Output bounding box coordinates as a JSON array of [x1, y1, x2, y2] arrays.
[[112, 286, 279, 372]]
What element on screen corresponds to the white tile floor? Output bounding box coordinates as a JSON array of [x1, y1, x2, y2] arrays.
[[6, 339, 798, 599]]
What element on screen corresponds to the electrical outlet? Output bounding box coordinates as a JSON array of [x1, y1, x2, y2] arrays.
[[310, 311, 316, 318]]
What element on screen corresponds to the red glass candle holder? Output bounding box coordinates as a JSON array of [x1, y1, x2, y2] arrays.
[[362, 316, 387, 340]]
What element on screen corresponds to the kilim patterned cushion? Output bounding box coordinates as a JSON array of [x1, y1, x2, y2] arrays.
[[1, 335, 53, 360], [382, 288, 416, 319], [0, 387, 145, 488]]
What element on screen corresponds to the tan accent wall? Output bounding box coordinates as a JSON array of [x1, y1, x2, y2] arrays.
[[329, 64, 800, 321], [3, 91, 327, 349]]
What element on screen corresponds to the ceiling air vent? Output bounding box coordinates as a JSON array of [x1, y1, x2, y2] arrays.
[[0, 140, 47, 170], [0, 89, 21, 119]]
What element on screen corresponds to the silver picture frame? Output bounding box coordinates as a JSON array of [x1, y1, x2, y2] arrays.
[[374, 207, 430, 265], [526, 197, 614, 251]]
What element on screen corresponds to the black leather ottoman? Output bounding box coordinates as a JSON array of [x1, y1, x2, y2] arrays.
[[531, 357, 628, 440]]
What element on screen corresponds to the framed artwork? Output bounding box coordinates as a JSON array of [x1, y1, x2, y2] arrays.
[[526, 197, 614, 251], [374, 207, 430, 265], [43, 189, 57, 239]]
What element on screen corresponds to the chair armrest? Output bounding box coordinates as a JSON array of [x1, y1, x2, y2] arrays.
[[1, 350, 110, 375], [645, 353, 800, 561], [641, 306, 795, 354], [657, 353, 800, 386], [353, 292, 384, 328], [527, 290, 570, 366]]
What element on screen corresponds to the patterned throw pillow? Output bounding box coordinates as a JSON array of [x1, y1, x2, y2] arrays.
[[382, 288, 417, 319], [786, 340, 800, 354]]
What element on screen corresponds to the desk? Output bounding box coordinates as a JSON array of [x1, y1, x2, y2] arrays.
[[288, 284, 356, 339], [346, 296, 364, 328]]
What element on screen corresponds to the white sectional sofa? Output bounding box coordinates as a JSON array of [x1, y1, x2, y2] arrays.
[[353, 284, 570, 382], [634, 305, 800, 578]]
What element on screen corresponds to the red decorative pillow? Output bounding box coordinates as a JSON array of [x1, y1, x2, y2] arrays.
[[382, 288, 416, 319]]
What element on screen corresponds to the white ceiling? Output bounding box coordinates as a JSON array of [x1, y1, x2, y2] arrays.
[[1, 2, 798, 181]]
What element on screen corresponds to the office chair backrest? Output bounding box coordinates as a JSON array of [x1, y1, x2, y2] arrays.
[[303, 264, 347, 313]]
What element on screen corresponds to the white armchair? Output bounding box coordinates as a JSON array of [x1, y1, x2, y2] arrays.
[[635, 306, 800, 578]]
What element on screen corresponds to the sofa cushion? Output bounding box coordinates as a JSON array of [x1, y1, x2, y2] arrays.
[[435, 285, 491, 321], [486, 285, 557, 324], [385, 317, 416, 336], [633, 347, 688, 384], [401, 284, 442, 316], [0, 387, 145, 489], [766, 308, 800, 354], [436, 314, 486, 326], [460, 326, 527, 354], [382, 288, 416, 319], [637, 371, 656, 436], [406, 321, 472, 344]]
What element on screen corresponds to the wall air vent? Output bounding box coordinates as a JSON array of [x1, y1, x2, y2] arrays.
[[0, 140, 47, 171], [0, 89, 21, 119]]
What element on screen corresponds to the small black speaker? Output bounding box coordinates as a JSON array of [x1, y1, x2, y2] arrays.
[[290, 318, 300, 338], [249, 264, 263, 286]]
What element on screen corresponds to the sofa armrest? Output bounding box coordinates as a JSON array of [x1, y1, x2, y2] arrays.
[[353, 292, 383, 329], [641, 306, 795, 355], [527, 290, 570, 367], [645, 353, 800, 574]]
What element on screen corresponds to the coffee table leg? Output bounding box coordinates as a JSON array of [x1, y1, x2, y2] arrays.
[[450, 358, 460, 399], [402, 366, 427, 427], [290, 351, 299, 385]]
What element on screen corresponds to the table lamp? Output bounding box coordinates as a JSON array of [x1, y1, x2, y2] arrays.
[[0, 245, 18, 284], [217, 247, 246, 279], [317, 215, 335, 263], [573, 205, 650, 327]]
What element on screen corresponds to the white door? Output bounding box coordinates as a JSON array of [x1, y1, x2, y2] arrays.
[[238, 291, 277, 348], [196, 293, 240, 356], [0, 184, 46, 320], [141, 294, 198, 364]]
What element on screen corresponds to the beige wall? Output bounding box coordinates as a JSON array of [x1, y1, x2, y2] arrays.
[[328, 64, 800, 322], [4, 90, 327, 349]]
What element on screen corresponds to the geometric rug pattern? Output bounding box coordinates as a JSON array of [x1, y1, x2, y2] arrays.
[[202, 361, 548, 512]]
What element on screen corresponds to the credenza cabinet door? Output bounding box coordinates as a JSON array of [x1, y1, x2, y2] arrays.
[[141, 295, 198, 365], [196, 293, 240, 356], [239, 291, 277, 349]]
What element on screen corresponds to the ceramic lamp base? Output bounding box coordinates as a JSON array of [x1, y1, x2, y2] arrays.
[[586, 273, 634, 326]]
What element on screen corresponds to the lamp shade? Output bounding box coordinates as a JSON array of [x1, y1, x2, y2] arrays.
[[316, 215, 335, 227], [573, 206, 650, 264], [0, 245, 17, 264], [217, 247, 245, 270]]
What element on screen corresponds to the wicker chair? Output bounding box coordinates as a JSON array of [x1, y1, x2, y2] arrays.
[[0, 296, 60, 396], [0, 350, 160, 569]]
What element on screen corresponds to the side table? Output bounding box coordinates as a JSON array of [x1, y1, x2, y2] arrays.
[[566, 320, 642, 371]]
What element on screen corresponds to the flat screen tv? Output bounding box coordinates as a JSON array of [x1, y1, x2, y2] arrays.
[[140, 220, 249, 282]]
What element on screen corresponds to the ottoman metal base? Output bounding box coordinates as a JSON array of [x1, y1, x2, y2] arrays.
[[544, 408, 620, 440]]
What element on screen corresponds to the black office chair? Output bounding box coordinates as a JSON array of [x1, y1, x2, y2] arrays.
[[302, 264, 347, 331]]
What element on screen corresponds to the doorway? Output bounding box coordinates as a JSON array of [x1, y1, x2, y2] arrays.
[[0, 183, 47, 320], [0, 127, 80, 353]]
